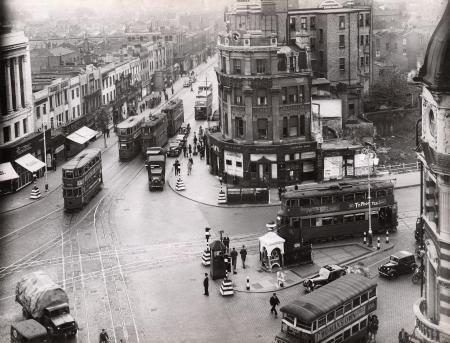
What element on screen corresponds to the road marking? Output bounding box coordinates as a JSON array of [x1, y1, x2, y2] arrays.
[[367, 256, 389, 269]]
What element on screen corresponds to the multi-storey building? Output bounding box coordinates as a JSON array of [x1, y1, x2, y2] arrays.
[[207, 0, 318, 186], [413, 2, 450, 342], [288, 0, 372, 122]]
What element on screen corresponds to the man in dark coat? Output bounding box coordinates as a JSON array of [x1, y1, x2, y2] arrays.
[[230, 247, 238, 274], [99, 329, 109, 343], [203, 273, 209, 296], [240, 245, 247, 268], [183, 145, 187, 157], [270, 293, 280, 317]]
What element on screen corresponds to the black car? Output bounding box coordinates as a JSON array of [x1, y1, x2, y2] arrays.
[[167, 142, 181, 157], [303, 265, 347, 292], [378, 251, 417, 279]]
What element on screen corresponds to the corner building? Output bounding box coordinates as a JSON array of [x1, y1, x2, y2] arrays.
[[414, 2, 450, 342], [208, 0, 318, 187]]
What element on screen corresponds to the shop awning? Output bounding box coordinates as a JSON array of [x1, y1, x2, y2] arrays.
[[15, 154, 46, 173], [66, 126, 98, 145], [0, 162, 19, 182]]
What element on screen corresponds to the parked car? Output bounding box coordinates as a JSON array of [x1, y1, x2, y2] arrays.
[[167, 142, 181, 157], [183, 79, 191, 88], [378, 251, 417, 279], [303, 265, 347, 293], [175, 134, 186, 147]]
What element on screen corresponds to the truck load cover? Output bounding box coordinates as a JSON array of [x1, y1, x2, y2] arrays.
[[16, 271, 69, 319]]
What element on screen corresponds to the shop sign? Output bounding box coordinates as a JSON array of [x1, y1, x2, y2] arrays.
[[55, 145, 65, 153], [301, 151, 316, 159], [16, 143, 32, 156], [315, 306, 367, 341]]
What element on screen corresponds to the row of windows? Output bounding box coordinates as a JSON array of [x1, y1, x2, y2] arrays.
[[289, 13, 370, 32], [63, 156, 101, 179], [284, 189, 391, 207], [224, 57, 305, 75], [63, 188, 82, 198], [226, 86, 305, 107], [2, 118, 28, 143], [324, 317, 368, 343], [297, 211, 381, 229], [103, 90, 116, 105]]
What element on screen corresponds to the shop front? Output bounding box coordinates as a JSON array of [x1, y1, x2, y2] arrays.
[[14, 153, 46, 190], [0, 162, 20, 195]]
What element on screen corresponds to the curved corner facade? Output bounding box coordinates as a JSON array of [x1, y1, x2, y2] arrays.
[[207, 4, 318, 187]]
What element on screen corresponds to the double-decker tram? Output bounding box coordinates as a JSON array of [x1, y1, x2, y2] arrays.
[[161, 98, 184, 137], [116, 114, 145, 160], [275, 274, 377, 343], [62, 148, 103, 210], [276, 180, 398, 244], [141, 112, 168, 156]]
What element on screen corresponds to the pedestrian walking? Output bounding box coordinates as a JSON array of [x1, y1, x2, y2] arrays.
[[188, 144, 192, 156], [193, 134, 197, 146], [203, 273, 209, 296], [230, 247, 238, 274], [187, 158, 193, 175], [173, 159, 180, 176], [270, 293, 280, 317], [99, 329, 109, 343], [51, 158, 57, 171], [171, 86, 174, 94], [183, 145, 187, 157], [106, 128, 110, 138], [200, 148, 204, 160], [240, 245, 247, 268], [278, 187, 283, 201], [223, 236, 230, 252]]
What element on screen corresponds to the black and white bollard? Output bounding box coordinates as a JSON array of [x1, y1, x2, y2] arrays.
[[377, 237, 381, 250], [202, 246, 211, 266], [385, 230, 389, 244], [175, 177, 186, 191], [218, 187, 227, 204], [246, 276, 250, 291], [220, 272, 234, 296], [363, 232, 367, 245], [30, 186, 41, 200]]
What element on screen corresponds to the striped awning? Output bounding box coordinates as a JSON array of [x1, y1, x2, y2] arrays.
[[0, 162, 19, 182]]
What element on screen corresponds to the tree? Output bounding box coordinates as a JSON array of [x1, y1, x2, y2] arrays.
[[95, 107, 110, 148]]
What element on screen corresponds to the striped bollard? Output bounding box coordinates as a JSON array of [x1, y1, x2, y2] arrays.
[[377, 237, 381, 250], [385, 231, 389, 244], [246, 276, 250, 291]]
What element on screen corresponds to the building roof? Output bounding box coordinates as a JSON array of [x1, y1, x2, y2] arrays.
[[49, 47, 75, 56], [414, 2, 450, 91]]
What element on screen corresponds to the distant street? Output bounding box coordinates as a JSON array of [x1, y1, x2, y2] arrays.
[[0, 58, 422, 343]]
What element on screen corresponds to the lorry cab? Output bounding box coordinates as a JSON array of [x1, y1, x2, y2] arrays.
[[11, 320, 48, 343], [43, 303, 77, 336]]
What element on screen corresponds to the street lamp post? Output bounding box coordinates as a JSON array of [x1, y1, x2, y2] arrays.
[[362, 145, 378, 248], [42, 125, 49, 191]]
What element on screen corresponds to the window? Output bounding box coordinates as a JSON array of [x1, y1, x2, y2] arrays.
[[360, 318, 367, 329], [326, 312, 335, 323], [226, 159, 232, 165], [319, 29, 324, 43], [429, 109, 436, 137], [236, 161, 242, 168], [310, 37, 316, 51], [319, 51, 324, 66], [235, 117, 244, 137], [278, 54, 287, 71], [233, 59, 241, 74], [344, 329, 351, 339], [221, 56, 227, 73], [352, 324, 359, 335], [256, 59, 266, 73], [300, 17, 307, 30], [365, 55, 370, 65], [77, 105, 80, 116], [339, 58, 345, 71], [344, 302, 352, 313], [257, 118, 268, 139], [72, 107, 76, 118], [339, 35, 345, 48], [289, 17, 296, 29], [43, 104, 46, 114], [49, 96, 53, 110], [361, 292, 368, 303], [257, 96, 267, 106], [3, 126, 11, 142], [369, 288, 376, 298], [353, 297, 361, 307], [355, 213, 365, 221], [365, 13, 370, 26], [335, 306, 344, 318], [321, 196, 332, 204], [335, 334, 343, 343], [360, 56, 364, 67], [339, 16, 345, 30], [403, 48, 407, 56], [322, 217, 333, 225], [359, 13, 364, 27], [76, 87, 79, 97], [360, 35, 364, 46], [318, 316, 326, 328], [36, 106, 41, 119], [310, 16, 316, 30], [366, 35, 370, 46], [282, 117, 288, 138], [224, 112, 228, 135], [14, 122, 20, 138], [289, 116, 298, 136]]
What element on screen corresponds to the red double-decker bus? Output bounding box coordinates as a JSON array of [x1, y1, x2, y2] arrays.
[[276, 180, 398, 244]]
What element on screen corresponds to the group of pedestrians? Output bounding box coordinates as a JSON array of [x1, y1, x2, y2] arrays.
[[174, 127, 208, 177]]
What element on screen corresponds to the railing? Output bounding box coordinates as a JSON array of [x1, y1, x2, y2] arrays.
[[377, 162, 420, 175], [280, 103, 303, 114], [252, 106, 271, 115], [412, 298, 442, 343], [231, 105, 246, 115]]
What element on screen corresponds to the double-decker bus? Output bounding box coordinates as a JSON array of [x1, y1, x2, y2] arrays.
[[194, 81, 213, 120], [116, 114, 145, 160], [276, 180, 398, 244], [141, 112, 168, 156], [161, 98, 184, 137], [62, 148, 102, 210], [275, 274, 377, 343]]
